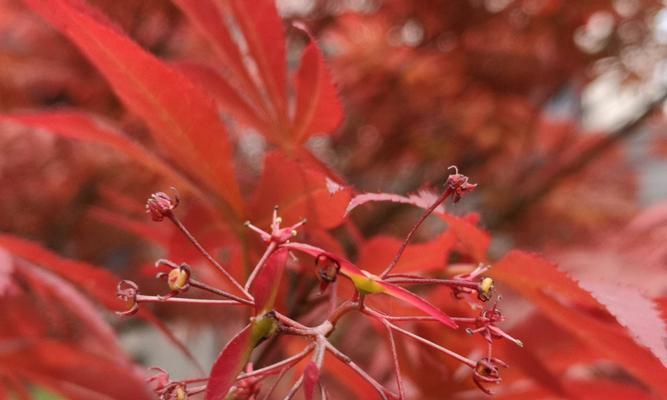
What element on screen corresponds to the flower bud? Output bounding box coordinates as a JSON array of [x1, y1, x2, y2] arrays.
[[116, 280, 139, 316], [145, 190, 179, 221], [167, 265, 191, 291], [315, 254, 341, 293], [175, 385, 187, 400], [446, 166, 477, 203]]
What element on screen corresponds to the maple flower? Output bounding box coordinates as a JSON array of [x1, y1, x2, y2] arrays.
[[446, 166, 478, 203], [155, 263, 192, 292], [116, 280, 139, 316], [464, 302, 524, 348], [315, 253, 341, 293], [244, 205, 307, 245], [473, 357, 508, 394], [145, 189, 179, 222], [147, 367, 207, 399]]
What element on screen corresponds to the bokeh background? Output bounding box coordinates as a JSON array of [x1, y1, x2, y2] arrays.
[[1, 0, 666, 399]]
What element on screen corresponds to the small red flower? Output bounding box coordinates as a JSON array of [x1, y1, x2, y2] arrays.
[[473, 357, 508, 394], [446, 166, 477, 203], [116, 280, 139, 316], [146, 189, 179, 222]]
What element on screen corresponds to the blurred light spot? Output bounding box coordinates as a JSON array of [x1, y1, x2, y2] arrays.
[[400, 19, 424, 47], [437, 32, 458, 52], [388, 19, 424, 47], [618, 20, 642, 43], [574, 11, 615, 53], [654, 8, 667, 44], [277, 0, 314, 16], [484, 0, 513, 13], [238, 129, 267, 169], [613, 0, 640, 17]]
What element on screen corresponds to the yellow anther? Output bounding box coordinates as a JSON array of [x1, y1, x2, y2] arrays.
[[478, 277, 494, 301], [167, 268, 189, 291]]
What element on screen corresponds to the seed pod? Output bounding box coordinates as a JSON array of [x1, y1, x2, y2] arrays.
[[167, 265, 191, 292]]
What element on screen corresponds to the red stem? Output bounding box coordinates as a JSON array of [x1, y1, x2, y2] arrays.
[[380, 188, 452, 277]]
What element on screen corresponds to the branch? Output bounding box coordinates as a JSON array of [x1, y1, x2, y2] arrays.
[[490, 88, 667, 228]]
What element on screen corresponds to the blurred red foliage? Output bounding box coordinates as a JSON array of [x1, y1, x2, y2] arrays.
[[0, 0, 666, 399]]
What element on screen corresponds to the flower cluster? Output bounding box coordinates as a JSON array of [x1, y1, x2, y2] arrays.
[[116, 168, 521, 398]]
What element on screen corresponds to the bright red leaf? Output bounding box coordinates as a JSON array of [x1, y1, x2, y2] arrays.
[[227, 0, 288, 124], [252, 151, 351, 229], [206, 324, 253, 400], [492, 251, 667, 397], [23, 0, 243, 214], [346, 190, 445, 216], [250, 247, 288, 314], [292, 40, 344, 143], [284, 242, 458, 329]]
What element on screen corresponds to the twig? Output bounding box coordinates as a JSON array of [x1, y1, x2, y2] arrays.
[[490, 88, 667, 229], [381, 188, 452, 277], [168, 213, 252, 299], [383, 322, 405, 399], [324, 342, 393, 400], [245, 241, 277, 291]]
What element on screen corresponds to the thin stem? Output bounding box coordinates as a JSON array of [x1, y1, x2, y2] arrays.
[[238, 345, 315, 380], [155, 258, 254, 305], [244, 241, 277, 291], [284, 375, 304, 400], [328, 301, 358, 327], [260, 366, 289, 400], [190, 279, 254, 305], [489, 87, 667, 229], [382, 315, 439, 322], [324, 342, 392, 400], [182, 377, 209, 384], [383, 323, 405, 400], [274, 311, 311, 331], [369, 307, 477, 324], [167, 214, 251, 299], [143, 313, 205, 375], [384, 277, 479, 290], [381, 188, 452, 277], [136, 295, 244, 306], [186, 384, 207, 396], [364, 308, 476, 368]]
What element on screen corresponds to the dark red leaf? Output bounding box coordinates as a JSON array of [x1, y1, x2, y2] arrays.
[[346, 190, 444, 216], [16, 260, 125, 360], [23, 0, 243, 214], [437, 213, 490, 263], [0, 248, 14, 296], [576, 279, 667, 367], [252, 151, 351, 229], [357, 233, 455, 275], [172, 0, 260, 103], [0, 340, 152, 400], [0, 234, 120, 309], [381, 282, 458, 329], [250, 247, 288, 314], [0, 234, 204, 372], [176, 62, 269, 134], [292, 41, 343, 143], [88, 206, 170, 247], [206, 324, 253, 400], [492, 251, 667, 397], [228, 0, 288, 123], [284, 242, 458, 329], [0, 111, 208, 202]]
